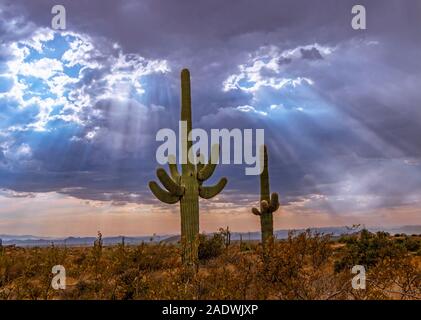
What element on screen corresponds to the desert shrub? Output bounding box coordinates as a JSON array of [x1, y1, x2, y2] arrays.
[[401, 236, 420, 252], [331, 230, 421, 299], [129, 243, 178, 271], [198, 233, 225, 261], [239, 241, 254, 252], [0, 252, 16, 290], [260, 230, 344, 299], [338, 234, 355, 243], [0, 229, 419, 300], [334, 229, 405, 272]]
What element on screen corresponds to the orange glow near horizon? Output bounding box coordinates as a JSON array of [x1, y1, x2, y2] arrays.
[[0, 191, 419, 237]]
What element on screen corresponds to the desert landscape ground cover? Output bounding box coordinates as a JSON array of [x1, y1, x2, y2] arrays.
[[0, 229, 419, 300]]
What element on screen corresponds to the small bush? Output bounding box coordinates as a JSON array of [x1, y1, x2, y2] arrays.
[[240, 241, 253, 252], [402, 237, 420, 252], [198, 233, 225, 261], [334, 229, 406, 272]]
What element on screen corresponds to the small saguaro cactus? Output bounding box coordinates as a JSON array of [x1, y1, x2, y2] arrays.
[[252, 145, 280, 245], [149, 69, 227, 266]]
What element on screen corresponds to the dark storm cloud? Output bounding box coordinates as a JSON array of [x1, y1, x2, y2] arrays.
[[300, 47, 323, 60], [1, 0, 421, 214], [278, 58, 292, 66]]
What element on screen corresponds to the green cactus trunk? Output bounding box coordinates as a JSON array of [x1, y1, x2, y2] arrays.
[[179, 69, 199, 265], [260, 146, 273, 244], [179, 173, 200, 264], [149, 69, 227, 267], [252, 146, 280, 247], [260, 211, 274, 244]]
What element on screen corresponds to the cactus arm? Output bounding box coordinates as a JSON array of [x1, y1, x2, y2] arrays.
[[269, 192, 280, 212], [168, 155, 180, 181], [261, 200, 269, 213], [198, 163, 216, 181], [252, 207, 261, 216], [149, 181, 180, 204], [198, 145, 220, 181], [156, 168, 185, 196], [169, 163, 180, 181], [199, 177, 227, 199]]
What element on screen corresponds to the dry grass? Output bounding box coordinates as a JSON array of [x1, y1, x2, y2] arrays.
[[0, 231, 419, 300]]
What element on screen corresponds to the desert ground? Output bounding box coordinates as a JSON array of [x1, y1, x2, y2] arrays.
[[0, 229, 420, 300]]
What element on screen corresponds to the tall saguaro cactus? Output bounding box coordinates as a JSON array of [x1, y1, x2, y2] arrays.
[[149, 69, 227, 266], [252, 145, 280, 245]]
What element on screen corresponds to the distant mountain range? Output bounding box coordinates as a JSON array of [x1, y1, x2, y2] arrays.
[[1, 225, 420, 247], [0, 234, 170, 247]]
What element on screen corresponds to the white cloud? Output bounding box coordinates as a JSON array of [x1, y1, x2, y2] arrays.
[[236, 105, 267, 116], [0, 27, 170, 133], [16, 57, 63, 80], [270, 104, 283, 110], [222, 43, 332, 93], [19, 28, 55, 53], [16, 143, 32, 157]]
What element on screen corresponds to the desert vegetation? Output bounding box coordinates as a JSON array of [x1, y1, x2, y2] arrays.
[[0, 229, 419, 300]]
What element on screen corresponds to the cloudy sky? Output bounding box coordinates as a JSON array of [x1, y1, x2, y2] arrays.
[[0, 0, 420, 237]]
